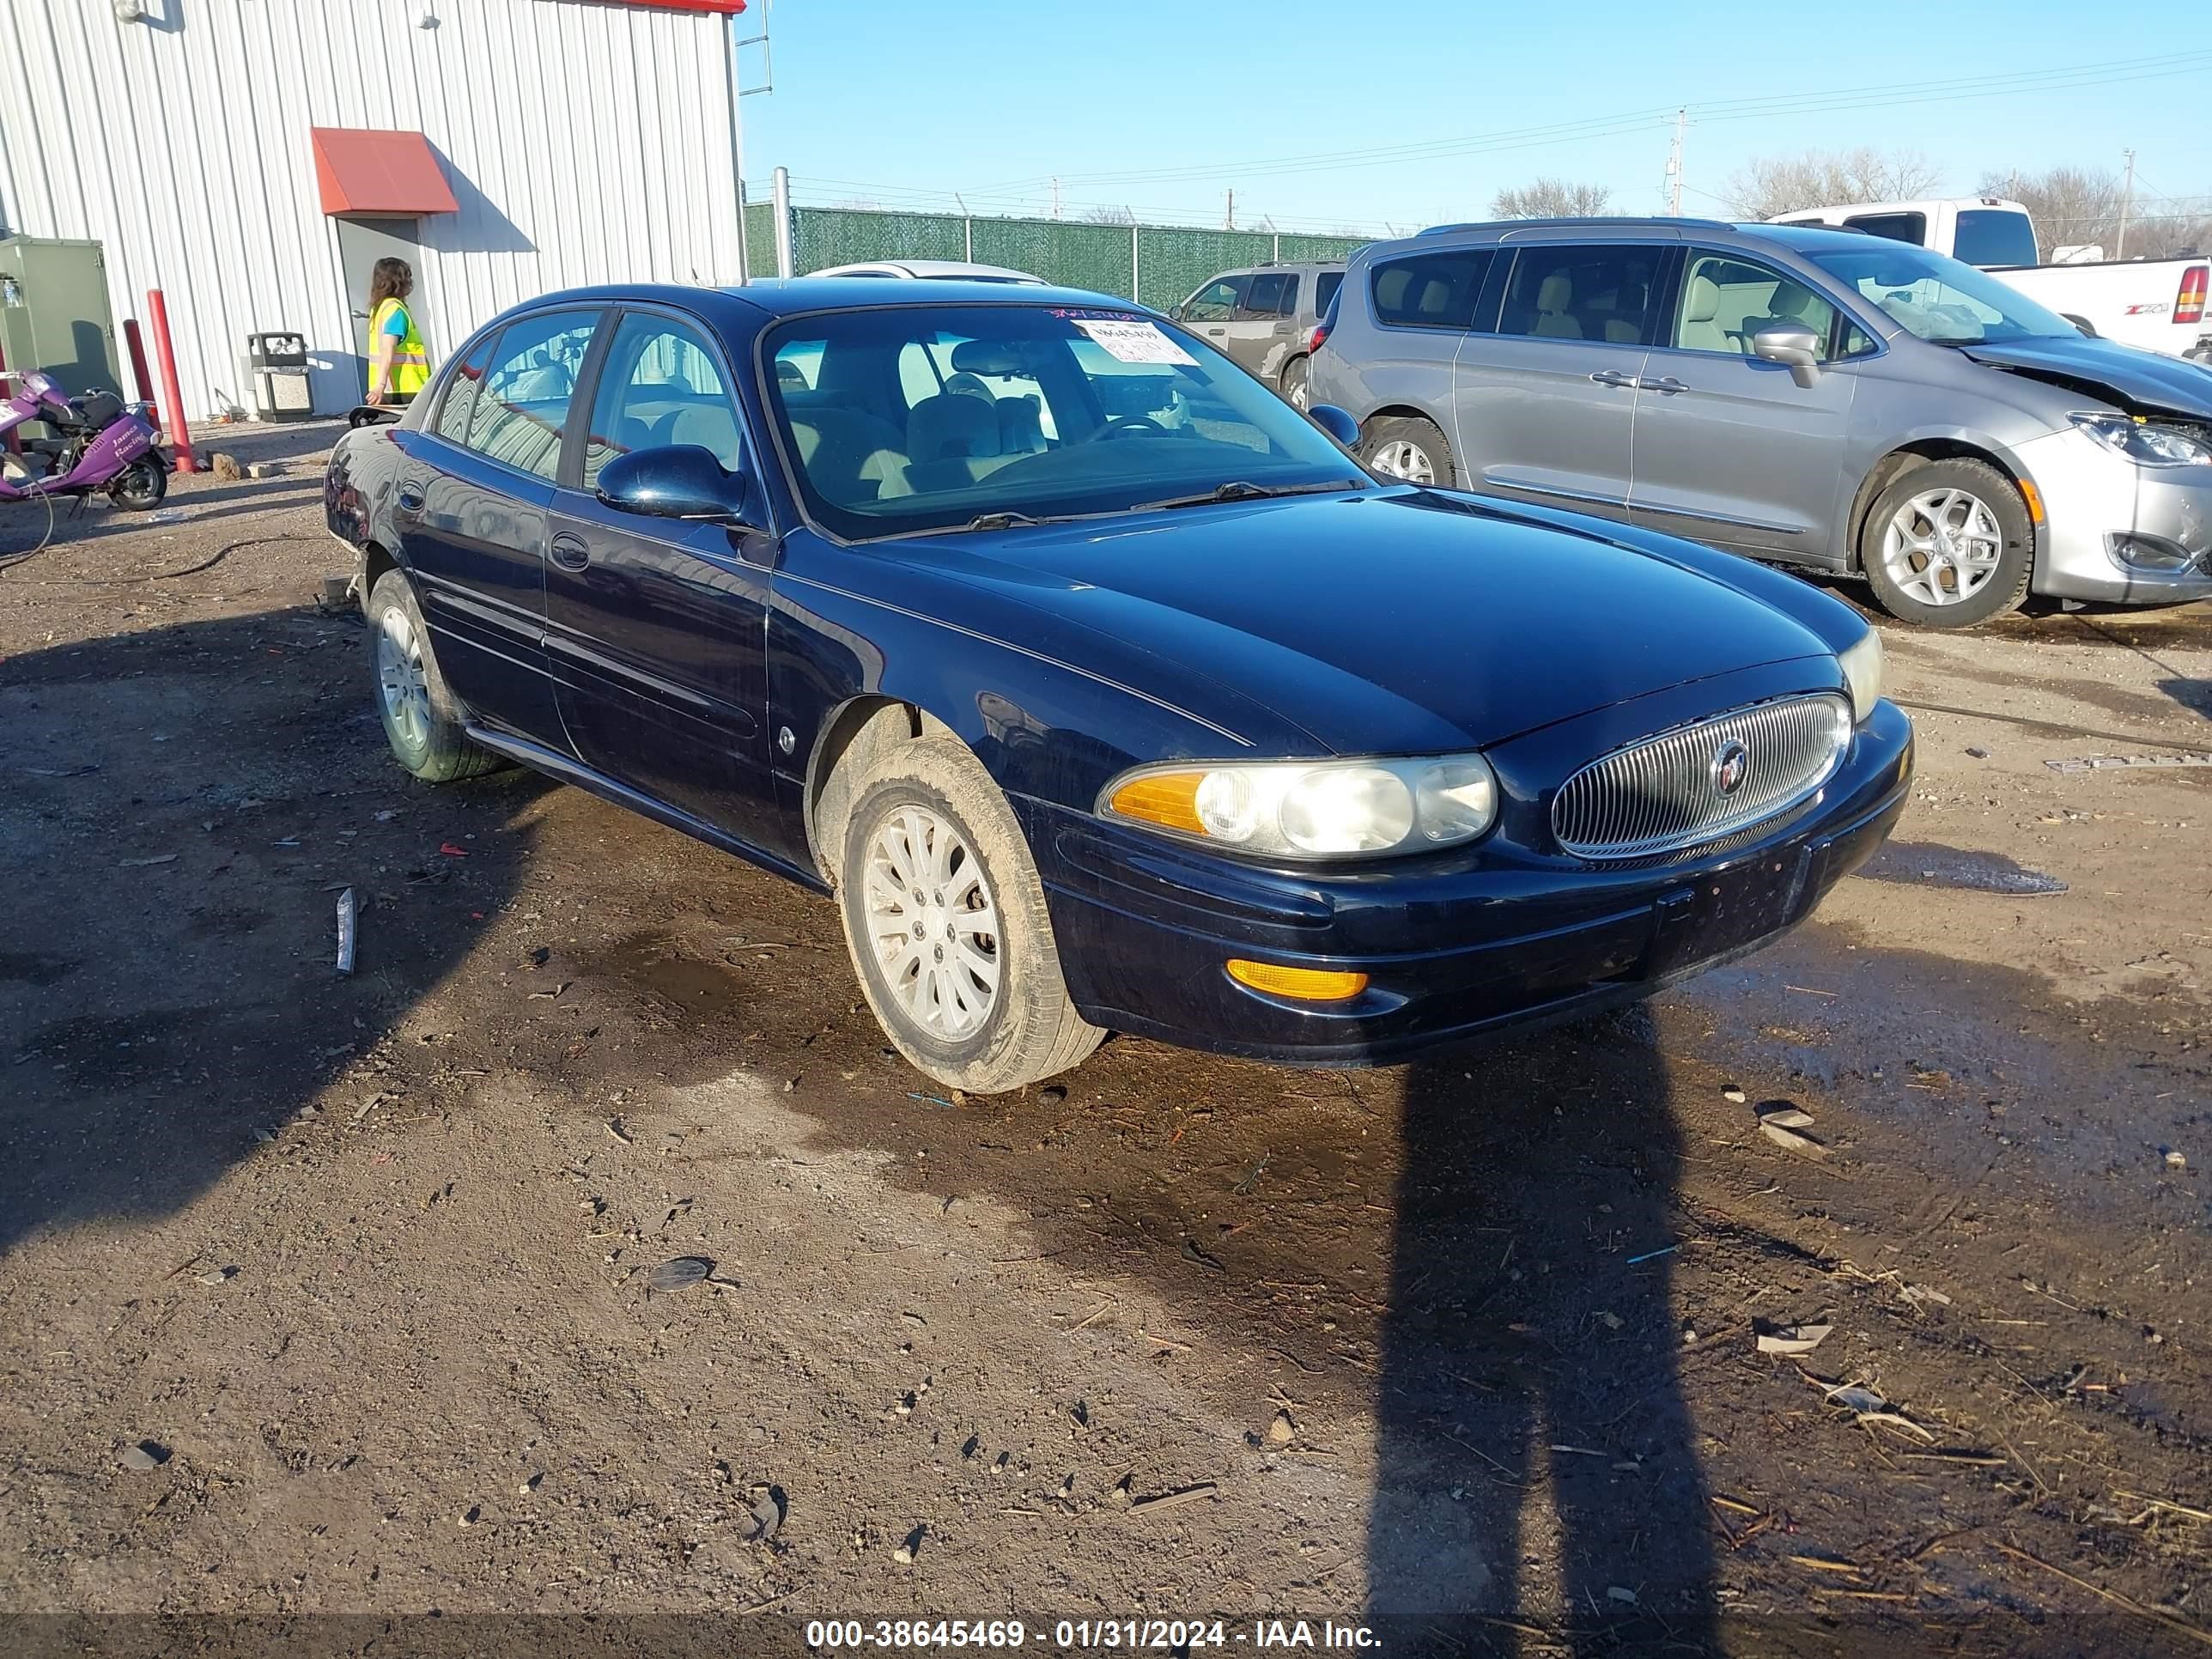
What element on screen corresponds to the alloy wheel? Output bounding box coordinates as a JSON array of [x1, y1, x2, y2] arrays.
[[375, 606, 434, 756], [1369, 440, 1434, 484], [861, 804, 1003, 1041], [1881, 488, 2003, 607]]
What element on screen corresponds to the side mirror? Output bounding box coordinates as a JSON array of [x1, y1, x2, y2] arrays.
[[1751, 325, 1823, 389], [1307, 403, 1360, 449], [597, 444, 756, 526]]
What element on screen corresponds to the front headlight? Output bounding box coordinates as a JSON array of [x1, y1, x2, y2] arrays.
[[2070, 412, 2212, 467], [1838, 628, 1884, 726], [1100, 753, 1498, 860]]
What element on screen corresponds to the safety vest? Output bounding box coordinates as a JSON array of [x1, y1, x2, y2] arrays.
[[369, 297, 430, 397]]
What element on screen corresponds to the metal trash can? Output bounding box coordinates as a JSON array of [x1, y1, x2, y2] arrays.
[[246, 331, 313, 422]]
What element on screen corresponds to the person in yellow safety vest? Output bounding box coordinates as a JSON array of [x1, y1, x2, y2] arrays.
[[364, 257, 430, 406]]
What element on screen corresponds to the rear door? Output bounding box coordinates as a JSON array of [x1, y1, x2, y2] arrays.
[[396, 307, 602, 746], [543, 307, 781, 850], [1626, 249, 1859, 561], [1235, 270, 1301, 381], [1452, 241, 1667, 517]]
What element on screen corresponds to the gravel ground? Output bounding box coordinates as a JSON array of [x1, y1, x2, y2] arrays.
[[3, 425, 2209, 1656]]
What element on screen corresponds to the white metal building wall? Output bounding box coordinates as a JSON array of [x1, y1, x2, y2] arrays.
[[0, 0, 744, 417]]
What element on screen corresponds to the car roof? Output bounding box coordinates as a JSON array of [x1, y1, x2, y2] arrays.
[[1356, 217, 1874, 261], [808, 259, 1045, 282]]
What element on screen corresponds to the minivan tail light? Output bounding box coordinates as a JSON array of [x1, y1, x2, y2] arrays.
[[2178, 265, 2208, 326], [1308, 321, 1331, 355]]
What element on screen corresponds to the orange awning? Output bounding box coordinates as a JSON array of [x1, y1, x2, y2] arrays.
[[311, 128, 459, 216]]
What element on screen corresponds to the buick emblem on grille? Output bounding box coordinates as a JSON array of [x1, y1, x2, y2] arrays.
[[1711, 738, 1751, 797]]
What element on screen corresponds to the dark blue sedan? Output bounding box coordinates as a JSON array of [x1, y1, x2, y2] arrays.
[[325, 280, 1911, 1093]]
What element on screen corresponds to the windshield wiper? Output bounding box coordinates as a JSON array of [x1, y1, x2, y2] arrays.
[[879, 509, 1066, 541], [1135, 477, 1365, 512]]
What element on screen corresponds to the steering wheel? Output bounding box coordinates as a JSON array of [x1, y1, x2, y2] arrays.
[[1083, 416, 1170, 443]]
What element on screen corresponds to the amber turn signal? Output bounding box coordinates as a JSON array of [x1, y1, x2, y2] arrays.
[[1225, 959, 1370, 1001], [1106, 771, 1206, 836]]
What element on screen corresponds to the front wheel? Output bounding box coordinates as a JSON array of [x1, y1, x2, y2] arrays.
[[1859, 459, 2033, 628], [1358, 414, 1454, 486], [1279, 356, 1310, 411], [836, 736, 1103, 1094], [108, 456, 167, 511]]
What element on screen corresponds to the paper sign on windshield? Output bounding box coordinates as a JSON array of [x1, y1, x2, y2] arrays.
[[1073, 319, 1198, 366]]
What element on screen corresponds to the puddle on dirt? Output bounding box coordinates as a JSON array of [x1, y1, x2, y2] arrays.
[[599, 932, 751, 1016], [0, 950, 78, 986], [1853, 840, 2069, 896]]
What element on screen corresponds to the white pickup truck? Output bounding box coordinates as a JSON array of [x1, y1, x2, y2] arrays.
[[1771, 198, 2211, 362]]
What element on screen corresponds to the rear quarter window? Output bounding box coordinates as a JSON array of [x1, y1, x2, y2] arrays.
[[1369, 249, 1492, 330], [1314, 270, 1343, 315]]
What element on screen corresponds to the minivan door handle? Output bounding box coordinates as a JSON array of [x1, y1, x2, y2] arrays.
[[1588, 369, 1638, 388], [549, 533, 592, 572], [1638, 375, 1689, 394]]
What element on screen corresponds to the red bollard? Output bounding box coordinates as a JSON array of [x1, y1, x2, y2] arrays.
[[122, 318, 157, 413], [145, 289, 195, 472]]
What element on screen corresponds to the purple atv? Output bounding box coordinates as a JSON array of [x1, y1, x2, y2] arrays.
[[0, 370, 169, 512]]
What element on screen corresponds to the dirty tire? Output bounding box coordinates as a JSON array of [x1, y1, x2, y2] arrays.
[[1859, 458, 2033, 629], [365, 569, 502, 783], [836, 736, 1103, 1094], [107, 457, 167, 511], [1358, 413, 1454, 487], [1279, 355, 1310, 410]]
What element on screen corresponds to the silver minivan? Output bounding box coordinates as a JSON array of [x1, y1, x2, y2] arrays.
[[1306, 217, 2212, 627]]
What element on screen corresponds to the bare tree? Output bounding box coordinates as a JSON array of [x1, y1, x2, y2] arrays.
[[1723, 149, 1942, 220], [1490, 178, 1613, 219], [1079, 204, 1138, 226], [1980, 163, 2212, 258]]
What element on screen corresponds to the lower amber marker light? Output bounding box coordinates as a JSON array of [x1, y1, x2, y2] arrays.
[[1225, 959, 1370, 1001]]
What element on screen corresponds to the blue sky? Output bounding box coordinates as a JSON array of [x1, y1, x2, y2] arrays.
[[737, 2, 2208, 234]]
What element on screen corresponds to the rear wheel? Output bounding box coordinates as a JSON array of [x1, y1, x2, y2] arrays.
[[836, 736, 1102, 1094], [1359, 414, 1453, 486], [366, 569, 503, 781], [1279, 356, 1310, 411], [108, 457, 166, 511], [1859, 459, 2033, 628]]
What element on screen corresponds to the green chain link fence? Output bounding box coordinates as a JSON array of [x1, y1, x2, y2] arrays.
[[740, 201, 1367, 308]]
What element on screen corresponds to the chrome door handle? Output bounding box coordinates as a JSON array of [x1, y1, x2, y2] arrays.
[[1639, 375, 1688, 393], [549, 533, 591, 572], [395, 480, 426, 514], [1589, 369, 1638, 388]]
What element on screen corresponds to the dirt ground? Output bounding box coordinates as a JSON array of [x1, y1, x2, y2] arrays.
[[3, 425, 2210, 1657]]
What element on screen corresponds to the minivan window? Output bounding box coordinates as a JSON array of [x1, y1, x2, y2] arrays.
[[1805, 241, 2076, 344], [1844, 211, 1928, 246], [1497, 246, 1662, 344], [1183, 276, 1247, 322], [1954, 209, 2039, 268], [1673, 252, 1838, 360], [1243, 272, 1296, 318], [1315, 270, 1343, 314], [1369, 250, 1491, 330]]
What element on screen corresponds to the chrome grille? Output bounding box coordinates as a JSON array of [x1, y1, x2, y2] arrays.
[[1551, 694, 1851, 860]]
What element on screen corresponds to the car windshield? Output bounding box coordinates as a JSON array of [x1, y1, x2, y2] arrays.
[[1804, 240, 2076, 344], [761, 303, 1366, 540]]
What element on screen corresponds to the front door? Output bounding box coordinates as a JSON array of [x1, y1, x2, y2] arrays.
[[1627, 250, 1860, 560], [544, 308, 779, 848], [394, 307, 603, 748], [336, 216, 426, 400], [1451, 242, 1668, 519], [1180, 273, 1257, 367], [1233, 270, 1300, 380]]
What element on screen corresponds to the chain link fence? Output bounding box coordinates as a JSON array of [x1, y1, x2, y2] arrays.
[[741, 203, 1368, 310]]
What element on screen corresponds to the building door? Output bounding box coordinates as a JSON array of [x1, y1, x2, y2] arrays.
[[336, 216, 425, 400]]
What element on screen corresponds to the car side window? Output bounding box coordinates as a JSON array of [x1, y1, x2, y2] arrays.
[[1183, 276, 1247, 322], [1495, 246, 1661, 344], [582, 313, 743, 492], [433, 331, 497, 444], [1673, 252, 1838, 361], [1369, 250, 1492, 330], [463, 308, 601, 482], [1243, 272, 1295, 318]]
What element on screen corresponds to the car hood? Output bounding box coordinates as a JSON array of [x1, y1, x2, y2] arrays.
[[1960, 337, 2212, 421], [908, 490, 1838, 754]]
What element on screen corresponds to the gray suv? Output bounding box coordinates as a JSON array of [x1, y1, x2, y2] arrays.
[[1306, 217, 2212, 626], [1171, 262, 1345, 410]]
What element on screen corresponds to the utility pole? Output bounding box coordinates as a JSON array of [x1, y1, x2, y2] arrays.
[[2117, 148, 2136, 259], [1224, 188, 1235, 230], [1664, 107, 1686, 216], [1050, 177, 1060, 221]]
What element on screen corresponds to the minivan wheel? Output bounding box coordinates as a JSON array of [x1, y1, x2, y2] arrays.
[[836, 736, 1103, 1095], [366, 569, 504, 782], [1359, 415, 1453, 486], [1859, 459, 2033, 629], [1279, 356, 1310, 411]]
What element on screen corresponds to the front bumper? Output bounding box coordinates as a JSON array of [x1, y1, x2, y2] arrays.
[[1020, 701, 1911, 1066], [2022, 427, 2212, 605]]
